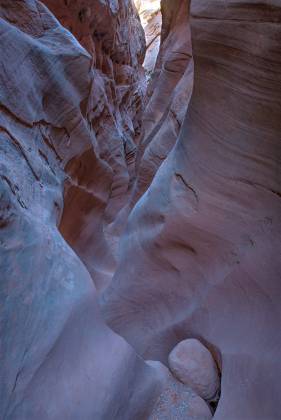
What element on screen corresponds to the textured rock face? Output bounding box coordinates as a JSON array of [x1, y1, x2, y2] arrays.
[[132, 0, 193, 205], [1, 0, 281, 418], [102, 1, 281, 419], [149, 376, 212, 420], [135, 0, 162, 75], [101, 0, 194, 255], [42, 0, 147, 290], [0, 1, 160, 418], [0, 2, 212, 419], [146, 360, 212, 419], [168, 339, 220, 401]]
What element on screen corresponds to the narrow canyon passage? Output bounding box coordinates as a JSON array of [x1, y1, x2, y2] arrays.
[[0, 1, 280, 419]]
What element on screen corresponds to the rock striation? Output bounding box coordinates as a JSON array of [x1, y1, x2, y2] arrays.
[[102, 1, 281, 419], [135, 0, 162, 75], [132, 0, 193, 205], [0, 1, 162, 418], [107, 0, 194, 247], [1, 0, 281, 419], [42, 0, 147, 289], [0, 1, 215, 419]]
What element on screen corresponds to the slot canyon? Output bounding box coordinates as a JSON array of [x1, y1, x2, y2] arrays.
[[0, 0, 280, 419]]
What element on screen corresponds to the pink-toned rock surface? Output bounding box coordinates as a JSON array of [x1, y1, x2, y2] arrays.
[[0, 1, 161, 418], [132, 0, 194, 205], [42, 0, 147, 290], [106, 0, 193, 248], [146, 360, 212, 419], [0, 1, 217, 419], [149, 375, 212, 420], [102, 1, 281, 418], [135, 0, 162, 75], [168, 339, 220, 401], [1, 0, 281, 418]]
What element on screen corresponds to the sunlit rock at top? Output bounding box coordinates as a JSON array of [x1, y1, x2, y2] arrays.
[[134, 0, 162, 74]]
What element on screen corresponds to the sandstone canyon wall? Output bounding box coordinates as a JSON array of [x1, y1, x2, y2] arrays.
[[135, 0, 161, 75], [0, 1, 211, 419], [132, 0, 194, 205], [0, 1, 162, 418], [102, 1, 281, 419], [43, 0, 147, 290], [0, 0, 280, 419]]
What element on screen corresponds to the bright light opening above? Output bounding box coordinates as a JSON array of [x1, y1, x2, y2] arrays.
[[134, 0, 162, 75]]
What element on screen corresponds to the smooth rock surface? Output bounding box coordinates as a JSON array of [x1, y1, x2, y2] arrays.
[[133, 0, 193, 204], [102, 1, 281, 418], [107, 0, 194, 245], [1, 0, 281, 418], [0, 2, 162, 418], [168, 339, 220, 401]]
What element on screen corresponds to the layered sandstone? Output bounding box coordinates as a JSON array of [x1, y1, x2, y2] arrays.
[[42, 0, 147, 290], [1, 0, 280, 419], [0, 1, 165, 418], [107, 0, 193, 248], [135, 0, 162, 75], [0, 1, 217, 419], [102, 1, 281, 419], [132, 0, 193, 204]]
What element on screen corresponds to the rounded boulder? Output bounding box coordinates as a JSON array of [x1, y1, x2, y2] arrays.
[[168, 338, 220, 401]]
